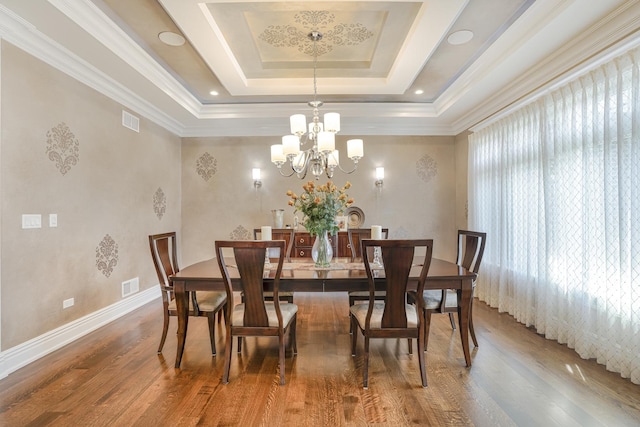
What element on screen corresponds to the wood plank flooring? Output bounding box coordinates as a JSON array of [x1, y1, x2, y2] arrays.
[[1, 292, 639, 426]]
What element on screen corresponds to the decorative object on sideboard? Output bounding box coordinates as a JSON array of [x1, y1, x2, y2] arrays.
[[272, 209, 285, 229], [270, 31, 364, 180], [345, 206, 365, 228]]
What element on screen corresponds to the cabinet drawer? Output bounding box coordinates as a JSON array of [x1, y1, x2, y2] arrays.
[[296, 248, 312, 258], [296, 234, 313, 246]]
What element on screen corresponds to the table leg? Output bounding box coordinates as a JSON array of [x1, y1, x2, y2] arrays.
[[174, 280, 189, 368], [457, 279, 473, 367]]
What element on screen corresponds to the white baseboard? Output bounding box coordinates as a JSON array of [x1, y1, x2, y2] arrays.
[[0, 286, 160, 380]]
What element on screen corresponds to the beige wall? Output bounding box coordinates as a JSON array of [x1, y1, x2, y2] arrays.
[[181, 135, 459, 265], [0, 42, 181, 350]]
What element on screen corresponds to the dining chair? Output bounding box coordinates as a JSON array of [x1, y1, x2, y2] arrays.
[[419, 230, 486, 349], [148, 232, 227, 355], [347, 228, 389, 331], [252, 228, 294, 303], [215, 239, 298, 385], [350, 239, 433, 388]]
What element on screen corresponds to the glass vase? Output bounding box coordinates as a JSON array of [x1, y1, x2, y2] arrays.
[[311, 230, 333, 268]]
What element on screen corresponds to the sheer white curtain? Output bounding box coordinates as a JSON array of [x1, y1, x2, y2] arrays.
[[469, 46, 640, 384]]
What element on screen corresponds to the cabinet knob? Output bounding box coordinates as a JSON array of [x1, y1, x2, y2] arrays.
[[299, 251, 304, 256], [347, 244, 351, 248]]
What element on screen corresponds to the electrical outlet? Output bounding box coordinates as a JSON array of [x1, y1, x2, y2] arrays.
[[63, 298, 74, 309]]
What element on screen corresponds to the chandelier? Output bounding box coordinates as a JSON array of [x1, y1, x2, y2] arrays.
[[270, 31, 364, 179]]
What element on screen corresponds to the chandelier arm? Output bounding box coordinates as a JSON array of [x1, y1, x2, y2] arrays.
[[334, 159, 360, 174], [277, 167, 297, 177]]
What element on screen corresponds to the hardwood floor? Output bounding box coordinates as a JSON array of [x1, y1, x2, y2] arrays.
[[1, 292, 639, 426]]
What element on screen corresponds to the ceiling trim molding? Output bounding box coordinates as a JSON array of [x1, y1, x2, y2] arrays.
[[461, 0, 640, 133], [49, 0, 202, 116], [158, 0, 468, 96], [0, 4, 185, 136]]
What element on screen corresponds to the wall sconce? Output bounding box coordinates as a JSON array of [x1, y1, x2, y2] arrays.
[[375, 167, 384, 188], [252, 168, 262, 189]]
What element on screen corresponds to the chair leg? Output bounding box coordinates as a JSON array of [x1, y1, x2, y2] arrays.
[[208, 313, 216, 356], [291, 315, 298, 355], [279, 331, 286, 385], [237, 336, 242, 353], [423, 310, 433, 351], [448, 312, 457, 330], [350, 315, 357, 356], [222, 327, 233, 384], [349, 297, 355, 334], [157, 310, 170, 354], [469, 300, 478, 348], [408, 338, 413, 354], [363, 336, 370, 389], [418, 323, 427, 387]]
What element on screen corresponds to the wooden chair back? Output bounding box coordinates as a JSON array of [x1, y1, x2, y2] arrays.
[[348, 228, 389, 261], [149, 232, 179, 293], [456, 230, 487, 274], [361, 239, 433, 329], [215, 240, 286, 327], [254, 228, 294, 262]]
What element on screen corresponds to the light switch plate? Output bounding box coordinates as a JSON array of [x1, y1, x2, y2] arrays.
[[22, 214, 42, 229], [49, 214, 58, 227]]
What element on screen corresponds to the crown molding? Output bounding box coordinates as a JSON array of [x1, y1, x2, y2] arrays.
[[454, 0, 640, 133], [0, 3, 185, 136]]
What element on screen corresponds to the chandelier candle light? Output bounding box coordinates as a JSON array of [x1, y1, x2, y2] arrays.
[[271, 31, 364, 180]]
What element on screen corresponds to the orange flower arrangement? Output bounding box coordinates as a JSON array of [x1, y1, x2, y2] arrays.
[[286, 181, 354, 236]]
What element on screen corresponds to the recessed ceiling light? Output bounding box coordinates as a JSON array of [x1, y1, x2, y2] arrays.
[[414, 89, 424, 95], [209, 90, 219, 96], [158, 31, 185, 47], [447, 30, 474, 45]]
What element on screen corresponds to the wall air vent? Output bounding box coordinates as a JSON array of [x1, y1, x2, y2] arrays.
[[122, 277, 139, 298], [122, 110, 140, 132]]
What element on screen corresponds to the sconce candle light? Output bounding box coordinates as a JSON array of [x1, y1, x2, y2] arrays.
[[253, 168, 262, 189], [375, 167, 384, 188]]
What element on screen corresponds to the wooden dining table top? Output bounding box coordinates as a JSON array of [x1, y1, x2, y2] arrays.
[[171, 257, 476, 292]]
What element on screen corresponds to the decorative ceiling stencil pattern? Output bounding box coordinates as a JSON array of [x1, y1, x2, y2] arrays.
[[417, 154, 438, 183], [154, 187, 166, 220], [96, 234, 118, 278], [46, 122, 79, 175], [259, 11, 374, 57], [196, 152, 217, 182]]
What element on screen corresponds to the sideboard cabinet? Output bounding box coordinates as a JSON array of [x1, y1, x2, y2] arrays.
[[282, 231, 352, 258]]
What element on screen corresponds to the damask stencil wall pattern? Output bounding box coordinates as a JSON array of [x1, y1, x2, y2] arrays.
[[196, 152, 217, 181], [416, 154, 438, 183], [46, 122, 79, 175], [96, 234, 118, 278], [154, 187, 166, 220], [230, 225, 252, 240]]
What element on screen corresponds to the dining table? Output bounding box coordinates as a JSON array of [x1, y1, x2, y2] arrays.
[[169, 257, 477, 369]]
